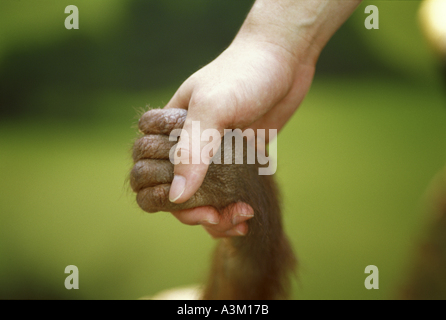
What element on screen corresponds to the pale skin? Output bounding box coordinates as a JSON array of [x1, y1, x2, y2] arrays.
[[163, 0, 362, 238]]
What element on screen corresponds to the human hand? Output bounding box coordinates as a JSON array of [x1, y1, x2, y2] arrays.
[[163, 39, 315, 236]]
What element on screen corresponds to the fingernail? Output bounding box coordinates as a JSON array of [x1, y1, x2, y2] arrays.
[[200, 218, 219, 225], [235, 226, 246, 236], [169, 175, 186, 202], [226, 224, 247, 236], [232, 213, 254, 225]]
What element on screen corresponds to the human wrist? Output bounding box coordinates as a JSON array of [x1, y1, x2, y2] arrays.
[[233, 0, 362, 67], [233, 21, 320, 68]]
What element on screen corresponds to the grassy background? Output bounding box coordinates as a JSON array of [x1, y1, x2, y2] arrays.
[[1, 76, 445, 299], [1, 0, 446, 299]]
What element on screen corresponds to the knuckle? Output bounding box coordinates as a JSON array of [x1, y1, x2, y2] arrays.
[[136, 185, 171, 213], [138, 108, 187, 134], [130, 159, 174, 192], [129, 162, 145, 192], [133, 135, 175, 162]]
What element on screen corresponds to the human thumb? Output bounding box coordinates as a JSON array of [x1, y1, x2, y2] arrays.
[[169, 116, 223, 204]]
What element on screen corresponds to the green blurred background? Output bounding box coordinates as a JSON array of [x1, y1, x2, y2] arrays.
[[1, 0, 445, 300]]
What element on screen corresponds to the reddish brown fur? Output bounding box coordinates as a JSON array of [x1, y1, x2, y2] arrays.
[[130, 108, 296, 299], [399, 169, 446, 300]]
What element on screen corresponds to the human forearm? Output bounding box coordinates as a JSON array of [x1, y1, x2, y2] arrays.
[[234, 0, 362, 65]]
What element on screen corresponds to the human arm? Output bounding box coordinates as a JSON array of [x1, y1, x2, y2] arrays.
[[165, 0, 362, 236]]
